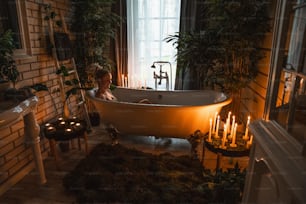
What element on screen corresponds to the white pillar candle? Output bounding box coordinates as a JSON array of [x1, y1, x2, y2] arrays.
[[208, 118, 212, 142], [243, 116, 251, 140], [212, 112, 218, 134], [230, 123, 238, 147], [215, 115, 220, 138]]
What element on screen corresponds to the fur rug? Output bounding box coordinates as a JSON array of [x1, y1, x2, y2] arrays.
[[63, 143, 245, 203]]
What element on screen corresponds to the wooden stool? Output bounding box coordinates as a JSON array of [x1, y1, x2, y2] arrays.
[[42, 118, 88, 169]]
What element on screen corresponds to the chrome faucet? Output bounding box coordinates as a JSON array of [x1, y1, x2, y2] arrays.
[[150, 61, 172, 90]]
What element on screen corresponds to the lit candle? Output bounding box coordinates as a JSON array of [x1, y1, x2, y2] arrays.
[[47, 126, 55, 132], [230, 123, 238, 147], [226, 117, 230, 135], [45, 123, 51, 127], [65, 128, 72, 133], [246, 135, 253, 149], [227, 111, 231, 123], [70, 121, 75, 125], [229, 115, 235, 139], [60, 121, 65, 126], [124, 76, 128, 88], [243, 116, 251, 140], [208, 118, 212, 142], [212, 112, 218, 134], [58, 117, 63, 121], [220, 124, 227, 149], [215, 115, 220, 138], [75, 122, 81, 129], [121, 74, 124, 87], [223, 124, 227, 142]]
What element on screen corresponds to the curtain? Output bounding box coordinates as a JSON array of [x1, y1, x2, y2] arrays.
[[111, 0, 128, 87], [126, 0, 181, 89], [175, 0, 198, 90]]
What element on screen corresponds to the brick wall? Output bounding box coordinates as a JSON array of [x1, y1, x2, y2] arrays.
[[0, 0, 77, 195]]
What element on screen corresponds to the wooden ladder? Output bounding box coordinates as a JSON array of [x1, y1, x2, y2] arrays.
[[44, 5, 92, 131]]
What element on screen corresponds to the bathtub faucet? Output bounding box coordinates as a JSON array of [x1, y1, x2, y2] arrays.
[[150, 61, 172, 90]]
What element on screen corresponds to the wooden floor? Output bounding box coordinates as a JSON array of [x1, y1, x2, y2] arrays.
[[0, 125, 249, 203]]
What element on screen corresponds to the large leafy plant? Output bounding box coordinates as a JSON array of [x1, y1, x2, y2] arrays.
[[167, 0, 271, 116], [0, 30, 19, 86], [71, 0, 121, 74]]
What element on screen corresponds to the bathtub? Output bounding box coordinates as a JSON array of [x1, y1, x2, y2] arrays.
[[86, 87, 231, 139]]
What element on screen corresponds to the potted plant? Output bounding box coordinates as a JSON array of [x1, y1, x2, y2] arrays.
[[0, 29, 19, 91]]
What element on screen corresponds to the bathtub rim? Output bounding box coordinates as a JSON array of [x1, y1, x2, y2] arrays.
[[86, 87, 232, 108]]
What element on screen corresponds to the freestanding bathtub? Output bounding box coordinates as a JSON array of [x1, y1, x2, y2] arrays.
[[86, 87, 232, 139]]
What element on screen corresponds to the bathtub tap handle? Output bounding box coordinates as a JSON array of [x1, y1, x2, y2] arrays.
[[151, 61, 172, 90]]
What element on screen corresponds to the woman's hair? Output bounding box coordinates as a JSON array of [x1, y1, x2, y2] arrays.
[[95, 69, 111, 81]]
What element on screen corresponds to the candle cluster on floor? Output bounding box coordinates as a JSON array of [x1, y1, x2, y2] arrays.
[[43, 116, 86, 141], [206, 112, 253, 150]]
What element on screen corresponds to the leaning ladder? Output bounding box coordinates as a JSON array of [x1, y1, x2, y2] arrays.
[[44, 6, 92, 130]]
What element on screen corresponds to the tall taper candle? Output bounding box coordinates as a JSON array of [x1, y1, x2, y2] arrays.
[[208, 118, 212, 142], [243, 116, 251, 140], [215, 115, 220, 138], [212, 112, 217, 134], [230, 123, 238, 147]]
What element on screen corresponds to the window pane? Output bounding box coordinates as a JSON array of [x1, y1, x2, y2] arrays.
[[0, 0, 21, 49]]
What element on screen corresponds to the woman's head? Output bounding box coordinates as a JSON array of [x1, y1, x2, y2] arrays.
[[95, 69, 112, 91]]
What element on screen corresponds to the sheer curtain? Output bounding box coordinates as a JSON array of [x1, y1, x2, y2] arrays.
[[126, 0, 181, 89]]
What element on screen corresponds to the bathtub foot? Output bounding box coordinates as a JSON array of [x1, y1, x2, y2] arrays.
[[106, 127, 119, 146]]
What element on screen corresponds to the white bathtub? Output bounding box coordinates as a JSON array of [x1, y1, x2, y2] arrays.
[[86, 87, 232, 139]]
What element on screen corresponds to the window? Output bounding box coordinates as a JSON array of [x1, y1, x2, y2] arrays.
[[266, 0, 306, 144], [0, 0, 31, 58], [126, 0, 181, 89]]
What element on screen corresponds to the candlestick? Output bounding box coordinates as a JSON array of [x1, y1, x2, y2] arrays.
[[243, 116, 251, 140], [212, 112, 217, 134], [208, 118, 212, 142], [230, 123, 238, 147], [215, 115, 220, 138]]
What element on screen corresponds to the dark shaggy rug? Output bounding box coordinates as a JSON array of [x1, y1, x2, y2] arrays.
[[63, 143, 245, 203]]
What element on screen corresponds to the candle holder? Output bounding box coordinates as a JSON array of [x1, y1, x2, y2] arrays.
[[204, 131, 251, 157]]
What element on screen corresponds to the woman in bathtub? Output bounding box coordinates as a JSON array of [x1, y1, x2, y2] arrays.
[[95, 69, 151, 103]]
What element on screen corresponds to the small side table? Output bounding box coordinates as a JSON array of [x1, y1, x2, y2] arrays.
[[42, 118, 88, 169], [202, 133, 251, 170]]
